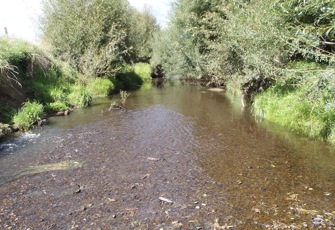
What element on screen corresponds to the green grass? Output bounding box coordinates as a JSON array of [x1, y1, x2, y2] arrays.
[[0, 39, 153, 134], [13, 101, 44, 130], [134, 63, 151, 82], [86, 78, 115, 97], [0, 38, 39, 64], [112, 63, 151, 91], [253, 76, 335, 144], [67, 85, 92, 108]]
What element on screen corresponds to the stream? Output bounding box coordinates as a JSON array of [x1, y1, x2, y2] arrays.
[[0, 83, 335, 229]]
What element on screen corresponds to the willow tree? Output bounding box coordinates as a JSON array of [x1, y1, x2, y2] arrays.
[[127, 6, 160, 63], [40, 0, 158, 78], [151, 0, 223, 79]]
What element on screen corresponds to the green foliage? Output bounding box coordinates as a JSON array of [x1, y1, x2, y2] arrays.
[[153, 0, 334, 84], [13, 101, 44, 130], [253, 70, 335, 144], [86, 78, 115, 97], [45, 101, 68, 112], [40, 0, 159, 78], [0, 38, 40, 65], [0, 38, 43, 87], [41, 0, 130, 76], [127, 7, 159, 62], [134, 63, 151, 82], [279, 0, 335, 63], [0, 102, 16, 124], [67, 85, 92, 108], [112, 64, 145, 90], [119, 90, 130, 106]]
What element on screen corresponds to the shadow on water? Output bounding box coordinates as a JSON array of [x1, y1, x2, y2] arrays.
[[0, 160, 82, 186]]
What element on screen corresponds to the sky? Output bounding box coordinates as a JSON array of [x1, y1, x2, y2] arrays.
[[0, 0, 172, 44]]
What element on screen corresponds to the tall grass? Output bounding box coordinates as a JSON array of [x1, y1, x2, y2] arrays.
[[67, 85, 92, 108], [13, 101, 44, 130], [253, 67, 335, 144]]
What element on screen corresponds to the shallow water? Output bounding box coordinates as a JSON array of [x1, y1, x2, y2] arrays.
[[1, 83, 334, 228]]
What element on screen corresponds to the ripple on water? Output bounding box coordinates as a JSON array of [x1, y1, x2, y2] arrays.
[[120, 105, 200, 155], [0, 132, 41, 154]]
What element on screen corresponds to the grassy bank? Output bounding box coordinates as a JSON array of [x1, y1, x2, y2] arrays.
[[253, 61, 335, 144], [0, 38, 151, 136]]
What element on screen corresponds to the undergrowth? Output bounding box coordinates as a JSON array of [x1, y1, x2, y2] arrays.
[[1, 38, 151, 133]]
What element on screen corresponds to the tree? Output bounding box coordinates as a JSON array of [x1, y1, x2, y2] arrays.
[[127, 6, 160, 63], [41, 0, 158, 78]]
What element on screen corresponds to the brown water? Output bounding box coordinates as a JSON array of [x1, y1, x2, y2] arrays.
[[0, 84, 334, 229]]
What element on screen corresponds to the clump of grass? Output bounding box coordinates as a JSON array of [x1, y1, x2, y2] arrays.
[[13, 101, 44, 130], [45, 101, 68, 113], [67, 85, 92, 108]]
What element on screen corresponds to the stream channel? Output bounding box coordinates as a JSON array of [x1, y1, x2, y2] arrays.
[[0, 84, 335, 229]]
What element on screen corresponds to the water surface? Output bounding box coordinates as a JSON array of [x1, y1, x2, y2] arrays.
[[1, 84, 334, 229]]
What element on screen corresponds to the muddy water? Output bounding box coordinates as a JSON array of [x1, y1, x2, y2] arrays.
[[0, 84, 335, 229]]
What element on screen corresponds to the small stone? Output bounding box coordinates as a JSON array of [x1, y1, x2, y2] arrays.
[[159, 197, 173, 204], [147, 157, 159, 161], [313, 221, 321, 227]]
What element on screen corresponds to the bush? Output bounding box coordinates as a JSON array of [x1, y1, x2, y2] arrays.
[[86, 78, 115, 97], [13, 101, 44, 130], [113, 64, 144, 90]]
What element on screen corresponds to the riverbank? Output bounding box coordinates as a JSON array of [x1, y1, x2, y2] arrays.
[[0, 38, 151, 141], [252, 62, 335, 145]]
